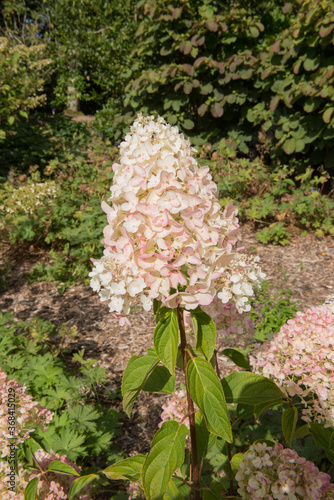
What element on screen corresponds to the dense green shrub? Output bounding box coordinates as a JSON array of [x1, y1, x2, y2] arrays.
[[0, 37, 52, 139], [96, 0, 334, 178], [247, 0, 334, 173], [97, 0, 289, 145], [38, 0, 137, 111]]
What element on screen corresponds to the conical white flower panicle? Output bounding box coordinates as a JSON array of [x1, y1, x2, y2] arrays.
[[90, 115, 265, 323]]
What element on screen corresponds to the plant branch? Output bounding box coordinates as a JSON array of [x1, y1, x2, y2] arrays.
[[31, 453, 51, 486], [177, 306, 200, 500], [172, 475, 193, 488]]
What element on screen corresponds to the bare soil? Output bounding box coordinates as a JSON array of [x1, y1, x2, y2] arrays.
[[1, 225, 334, 458]]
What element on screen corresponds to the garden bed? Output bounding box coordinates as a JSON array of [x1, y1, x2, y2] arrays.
[[1, 224, 333, 460]]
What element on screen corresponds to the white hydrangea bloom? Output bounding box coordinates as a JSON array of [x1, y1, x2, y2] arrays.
[[90, 115, 265, 323]]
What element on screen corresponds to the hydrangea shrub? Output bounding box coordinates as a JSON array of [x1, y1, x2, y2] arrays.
[[92, 116, 334, 499], [0, 369, 97, 499]]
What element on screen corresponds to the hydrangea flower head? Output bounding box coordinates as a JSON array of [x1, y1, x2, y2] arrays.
[[159, 389, 191, 429], [0, 449, 91, 499], [0, 369, 53, 457], [250, 298, 334, 426], [127, 481, 145, 499], [236, 442, 334, 499], [89, 115, 264, 323]]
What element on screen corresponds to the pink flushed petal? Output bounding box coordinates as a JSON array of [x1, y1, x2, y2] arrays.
[[163, 292, 182, 308], [112, 314, 131, 327], [120, 226, 135, 251], [101, 200, 112, 214], [136, 203, 160, 218]]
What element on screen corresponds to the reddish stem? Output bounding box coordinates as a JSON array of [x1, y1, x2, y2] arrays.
[[177, 307, 200, 500]]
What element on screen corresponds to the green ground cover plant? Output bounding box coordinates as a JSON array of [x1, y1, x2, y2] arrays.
[[0, 311, 122, 461], [0, 310, 124, 498]]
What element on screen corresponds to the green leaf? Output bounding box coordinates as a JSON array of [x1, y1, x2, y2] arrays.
[[163, 478, 182, 499], [47, 460, 80, 476], [24, 478, 38, 500], [283, 138, 296, 155], [195, 411, 210, 458], [68, 474, 99, 499], [142, 421, 188, 500], [221, 372, 286, 406], [249, 26, 259, 37], [187, 357, 232, 441], [303, 57, 320, 72], [295, 139, 305, 153], [211, 102, 224, 118], [310, 423, 334, 462], [191, 310, 216, 361], [19, 110, 28, 119], [153, 299, 161, 316], [319, 25, 334, 38], [155, 306, 172, 324], [282, 406, 298, 445], [103, 455, 146, 481], [323, 107, 334, 124], [167, 115, 178, 125], [198, 103, 208, 116], [293, 424, 310, 440], [200, 83, 213, 95], [254, 399, 284, 420], [182, 119, 195, 130], [203, 479, 227, 499], [165, 477, 190, 499], [154, 311, 179, 375], [143, 365, 175, 394], [122, 354, 159, 416], [8, 116, 15, 126], [49, 428, 86, 460], [29, 434, 51, 454], [231, 453, 243, 470], [221, 348, 250, 370]]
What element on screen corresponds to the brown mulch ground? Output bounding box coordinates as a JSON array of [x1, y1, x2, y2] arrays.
[[1, 225, 334, 459]]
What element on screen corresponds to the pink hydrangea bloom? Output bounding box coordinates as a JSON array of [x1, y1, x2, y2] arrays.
[[250, 298, 334, 427], [89, 115, 265, 324], [0, 460, 28, 499], [159, 390, 191, 429], [29, 449, 91, 500], [127, 481, 144, 499], [236, 442, 334, 499], [0, 449, 91, 500], [0, 369, 53, 457]]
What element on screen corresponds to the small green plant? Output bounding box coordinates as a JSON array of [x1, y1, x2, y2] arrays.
[[255, 222, 291, 246], [0, 311, 123, 464], [0, 131, 117, 291], [250, 279, 300, 341]]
